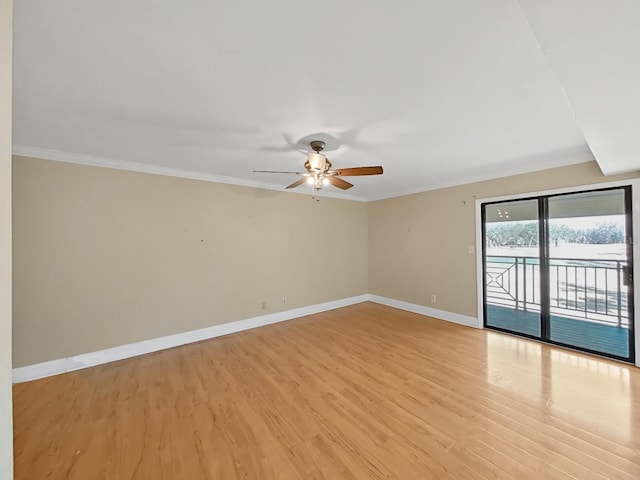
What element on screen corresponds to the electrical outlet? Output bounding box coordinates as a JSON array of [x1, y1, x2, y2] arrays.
[[431, 294, 437, 303], [261, 301, 266, 310], [282, 297, 287, 305], [468, 246, 475, 254]]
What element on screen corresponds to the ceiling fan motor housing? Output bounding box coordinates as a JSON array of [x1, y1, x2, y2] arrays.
[[310, 140, 326, 153]]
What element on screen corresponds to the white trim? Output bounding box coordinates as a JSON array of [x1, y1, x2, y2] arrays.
[[366, 151, 595, 202], [474, 178, 640, 206], [476, 199, 485, 330], [12, 294, 369, 383], [14, 275, 636, 383], [633, 187, 640, 368], [15, 144, 602, 204], [368, 294, 480, 328], [11, 294, 483, 382], [474, 178, 640, 366], [11, 145, 367, 202]]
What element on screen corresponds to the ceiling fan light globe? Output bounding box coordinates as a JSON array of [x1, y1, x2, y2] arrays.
[[322, 177, 329, 186], [308, 152, 326, 171], [306, 176, 315, 185]]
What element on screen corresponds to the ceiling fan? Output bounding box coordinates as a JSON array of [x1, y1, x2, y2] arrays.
[[253, 140, 383, 190]]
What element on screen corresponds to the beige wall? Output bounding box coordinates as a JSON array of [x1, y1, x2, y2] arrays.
[[12, 156, 368, 367], [368, 161, 640, 319], [12, 156, 640, 372], [0, 0, 12, 477]]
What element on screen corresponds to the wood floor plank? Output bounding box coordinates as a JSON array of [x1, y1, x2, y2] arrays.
[[13, 302, 640, 479]]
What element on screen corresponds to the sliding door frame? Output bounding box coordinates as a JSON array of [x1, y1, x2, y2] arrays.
[[475, 178, 640, 367]]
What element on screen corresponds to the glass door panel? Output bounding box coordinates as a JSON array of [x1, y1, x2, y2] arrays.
[[484, 199, 541, 337], [547, 189, 633, 359]]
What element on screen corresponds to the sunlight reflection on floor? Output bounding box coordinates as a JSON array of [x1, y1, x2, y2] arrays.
[[486, 332, 632, 441]]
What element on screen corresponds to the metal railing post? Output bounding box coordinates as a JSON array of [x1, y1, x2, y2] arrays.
[[523, 257, 527, 312], [514, 257, 519, 310], [617, 261, 622, 328]]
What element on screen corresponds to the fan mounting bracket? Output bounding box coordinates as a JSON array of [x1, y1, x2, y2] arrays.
[[310, 140, 326, 153]]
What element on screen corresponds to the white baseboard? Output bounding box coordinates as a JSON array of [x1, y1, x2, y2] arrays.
[[12, 294, 369, 383], [12, 294, 479, 383], [368, 295, 480, 329]]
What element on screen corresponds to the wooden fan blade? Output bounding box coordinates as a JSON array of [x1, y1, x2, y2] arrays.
[[331, 166, 383, 176], [253, 170, 304, 174], [327, 176, 354, 190], [285, 178, 307, 189]]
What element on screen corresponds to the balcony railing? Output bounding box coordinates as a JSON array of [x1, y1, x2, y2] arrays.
[[485, 255, 629, 328]]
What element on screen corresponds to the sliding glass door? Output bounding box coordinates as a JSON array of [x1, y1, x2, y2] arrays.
[[484, 199, 542, 337], [482, 187, 635, 362]]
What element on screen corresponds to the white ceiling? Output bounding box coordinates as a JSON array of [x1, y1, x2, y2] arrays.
[[12, 1, 640, 201]]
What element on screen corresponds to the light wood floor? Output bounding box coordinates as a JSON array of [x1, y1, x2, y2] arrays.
[[13, 302, 640, 479]]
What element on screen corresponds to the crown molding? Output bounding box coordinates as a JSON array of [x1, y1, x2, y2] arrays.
[[366, 149, 597, 202], [12, 145, 368, 202], [12, 144, 602, 203]]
